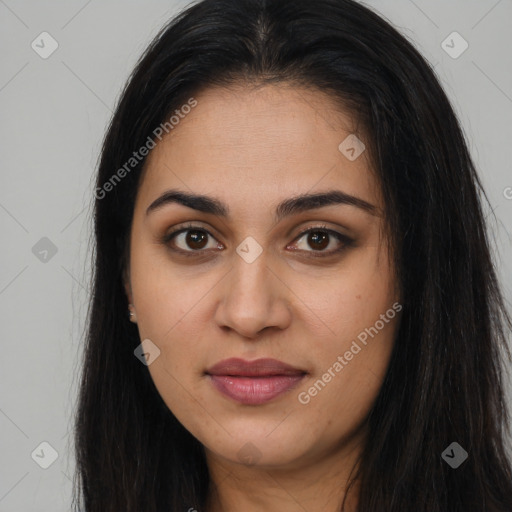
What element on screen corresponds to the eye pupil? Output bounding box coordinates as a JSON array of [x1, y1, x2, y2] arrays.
[[309, 231, 329, 250], [187, 230, 208, 249]]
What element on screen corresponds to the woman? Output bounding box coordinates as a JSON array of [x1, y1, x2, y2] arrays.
[[73, 0, 512, 510]]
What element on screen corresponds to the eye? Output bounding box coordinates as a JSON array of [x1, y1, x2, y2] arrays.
[[288, 225, 353, 257], [162, 223, 222, 254], [160, 223, 353, 258]]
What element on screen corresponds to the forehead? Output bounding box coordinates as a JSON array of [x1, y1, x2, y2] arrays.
[[136, 83, 381, 217]]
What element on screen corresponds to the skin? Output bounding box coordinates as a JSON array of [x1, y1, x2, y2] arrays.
[[124, 82, 401, 512]]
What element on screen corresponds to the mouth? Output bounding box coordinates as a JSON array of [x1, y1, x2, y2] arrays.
[[205, 358, 307, 405]]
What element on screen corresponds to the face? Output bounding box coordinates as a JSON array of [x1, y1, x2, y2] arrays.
[[125, 83, 401, 471]]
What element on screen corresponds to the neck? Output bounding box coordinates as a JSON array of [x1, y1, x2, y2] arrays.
[[204, 436, 363, 512]]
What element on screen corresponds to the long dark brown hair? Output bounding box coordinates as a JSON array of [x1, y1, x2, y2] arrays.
[[72, 0, 512, 510]]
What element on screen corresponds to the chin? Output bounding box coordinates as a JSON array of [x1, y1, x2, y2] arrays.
[[199, 426, 314, 469]]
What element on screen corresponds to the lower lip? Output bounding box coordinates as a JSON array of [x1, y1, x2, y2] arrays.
[[208, 374, 306, 405]]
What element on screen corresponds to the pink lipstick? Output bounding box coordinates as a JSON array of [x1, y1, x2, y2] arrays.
[[206, 357, 307, 405]]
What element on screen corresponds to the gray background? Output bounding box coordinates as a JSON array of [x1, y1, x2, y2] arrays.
[[1, 1, 511, 510]]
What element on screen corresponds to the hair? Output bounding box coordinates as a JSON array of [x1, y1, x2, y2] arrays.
[[72, 0, 512, 510]]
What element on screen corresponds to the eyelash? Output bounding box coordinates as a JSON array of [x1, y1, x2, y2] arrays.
[[160, 222, 354, 259]]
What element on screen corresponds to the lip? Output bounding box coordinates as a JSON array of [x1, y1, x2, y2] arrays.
[[205, 358, 307, 405]]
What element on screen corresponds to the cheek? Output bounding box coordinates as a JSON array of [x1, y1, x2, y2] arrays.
[[129, 241, 217, 340], [292, 251, 398, 427], [293, 313, 398, 454], [129, 249, 215, 405], [295, 248, 397, 353]]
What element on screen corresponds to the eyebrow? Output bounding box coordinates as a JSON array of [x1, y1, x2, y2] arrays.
[[146, 188, 378, 220]]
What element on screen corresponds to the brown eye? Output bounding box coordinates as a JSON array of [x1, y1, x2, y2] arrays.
[[162, 223, 352, 259], [290, 226, 352, 256], [306, 231, 329, 250], [184, 230, 209, 250], [163, 225, 222, 254]]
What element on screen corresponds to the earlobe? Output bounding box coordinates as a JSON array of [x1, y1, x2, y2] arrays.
[[128, 303, 137, 323], [123, 270, 136, 322]]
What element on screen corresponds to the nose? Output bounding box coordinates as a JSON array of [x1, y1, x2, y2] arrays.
[[213, 248, 292, 339]]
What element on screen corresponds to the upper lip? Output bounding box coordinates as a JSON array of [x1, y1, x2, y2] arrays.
[[206, 358, 306, 377]]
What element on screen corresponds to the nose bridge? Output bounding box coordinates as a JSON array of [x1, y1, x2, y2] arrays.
[[215, 240, 289, 337], [228, 244, 272, 311]]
